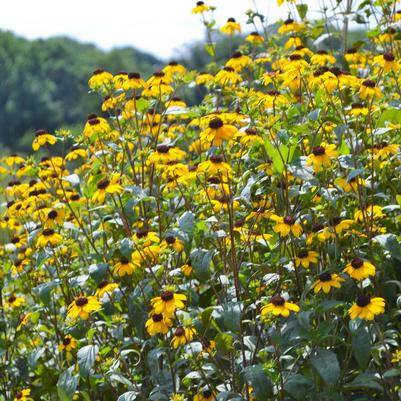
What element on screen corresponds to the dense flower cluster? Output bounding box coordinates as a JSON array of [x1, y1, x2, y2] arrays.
[[1, 1, 401, 400]]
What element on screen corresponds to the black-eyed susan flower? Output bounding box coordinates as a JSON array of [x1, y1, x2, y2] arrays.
[[311, 273, 344, 294], [32, 130, 57, 151], [371, 141, 400, 159], [310, 50, 336, 66], [114, 256, 139, 277], [161, 236, 184, 252], [200, 118, 237, 146], [65, 146, 87, 161], [171, 326, 196, 348], [13, 389, 33, 401], [343, 258, 375, 281], [163, 61, 186, 76], [391, 349, 401, 363], [246, 31, 264, 44], [270, 214, 303, 237], [329, 217, 354, 234], [132, 229, 160, 246], [44, 207, 66, 227], [67, 295, 102, 321], [194, 389, 216, 401], [59, 335, 78, 352], [151, 291, 187, 316], [113, 71, 128, 89], [225, 51, 252, 71], [348, 295, 385, 320], [181, 261, 193, 276], [373, 51, 399, 73], [359, 79, 382, 99], [220, 18, 241, 35], [147, 145, 186, 165], [145, 313, 173, 336], [36, 229, 63, 248], [198, 155, 232, 177], [92, 174, 124, 203], [307, 143, 338, 172], [192, 1, 211, 14], [83, 114, 111, 138], [195, 71, 214, 85], [6, 294, 25, 308], [261, 295, 300, 318], [354, 205, 384, 222], [334, 176, 366, 192], [123, 72, 146, 90], [278, 18, 304, 34], [5, 154, 25, 166], [88, 68, 113, 90], [295, 249, 318, 268], [95, 281, 119, 298], [215, 66, 242, 86]]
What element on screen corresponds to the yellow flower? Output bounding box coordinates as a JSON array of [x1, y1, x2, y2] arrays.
[[163, 61, 186, 76], [65, 146, 87, 161], [261, 295, 300, 318], [132, 229, 160, 246], [171, 326, 196, 348], [145, 313, 173, 336], [278, 18, 304, 34], [310, 50, 336, 66], [192, 1, 211, 14], [95, 281, 119, 298], [113, 71, 128, 89], [150, 291, 187, 316], [391, 349, 401, 363], [334, 176, 365, 192], [147, 145, 186, 165], [295, 249, 318, 268], [343, 258, 375, 281], [59, 335, 78, 352], [123, 72, 146, 90], [246, 32, 264, 44], [181, 262, 193, 276], [220, 18, 241, 35], [114, 256, 140, 277], [194, 390, 216, 401], [200, 118, 237, 146], [307, 143, 338, 172], [196, 71, 214, 85], [225, 51, 252, 71], [160, 236, 184, 252], [88, 68, 113, 90], [270, 214, 303, 237], [67, 295, 102, 321], [83, 114, 111, 138], [359, 79, 382, 99], [92, 174, 124, 203], [13, 389, 33, 401], [36, 229, 63, 248], [5, 154, 25, 166], [354, 205, 384, 222], [32, 130, 57, 151], [348, 296, 385, 320], [7, 294, 25, 308], [329, 217, 354, 234], [215, 66, 242, 86], [373, 51, 399, 73], [371, 141, 399, 159], [311, 273, 344, 294]]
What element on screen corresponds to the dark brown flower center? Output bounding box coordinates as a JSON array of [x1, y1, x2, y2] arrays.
[[93, 68, 104, 75], [136, 229, 149, 239], [284, 18, 294, 24], [8, 295, 17, 303], [42, 229, 55, 236], [383, 51, 395, 61], [223, 66, 235, 72], [35, 129, 47, 137], [245, 128, 257, 135], [120, 256, 129, 264], [351, 258, 364, 268], [298, 249, 308, 258], [63, 337, 72, 346], [88, 118, 100, 126], [312, 146, 326, 156], [175, 327, 185, 336], [271, 295, 285, 306], [97, 280, 109, 289], [152, 313, 163, 322], [319, 272, 332, 282], [75, 297, 89, 307], [283, 215, 295, 225], [197, 1, 205, 5], [202, 390, 213, 398], [232, 51, 242, 59], [48, 210, 58, 219], [161, 291, 174, 301], [227, 17, 236, 22], [165, 236, 176, 244], [362, 79, 375, 88], [356, 295, 371, 307], [97, 179, 110, 189], [157, 145, 170, 154], [289, 54, 302, 61]]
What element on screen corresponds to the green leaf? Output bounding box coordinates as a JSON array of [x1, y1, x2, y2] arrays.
[[190, 248, 212, 280], [309, 348, 340, 385], [117, 392, 138, 401], [222, 302, 242, 333], [179, 211, 195, 235], [284, 374, 314, 401], [344, 373, 383, 391], [378, 108, 401, 127], [241, 365, 273, 401], [373, 234, 401, 261], [215, 332, 234, 354], [77, 345, 99, 376], [57, 366, 79, 401], [352, 326, 371, 369], [296, 3, 308, 19]]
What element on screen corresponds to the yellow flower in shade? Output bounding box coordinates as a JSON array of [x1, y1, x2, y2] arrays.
[[261, 295, 300, 318], [220, 18, 241, 35], [329, 217, 354, 234], [295, 249, 319, 268], [196, 71, 214, 85], [145, 313, 173, 336], [246, 31, 264, 44], [161, 236, 184, 252], [198, 156, 232, 177], [37, 229, 63, 248], [150, 291, 187, 316], [95, 281, 119, 298], [359, 79, 382, 99], [194, 389, 216, 401], [307, 143, 338, 172], [391, 349, 401, 363], [192, 1, 210, 13], [171, 326, 197, 348], [147, 145, 186, 165], [373, 51, 399, 73], [311, 273, 344, 294], [92, 174, 124, 203], [44, 208, 66, 228], [11, 258, 29, 275], [181, 261, 193, 276], [348, 295, 385, 320], [123, 72, 146, 90], [202, 338, 216, 353], [200, 118, 237, 146], [132, 229, 160, 246], [354, 205, 384, 222], [5, 154, 25, 166], [114, 256, 140, 277], [67, 295, 102, 321], [371, 141, 400, 159], [284, 36, 303, 48], [59, 335, 78, 352], [32, 130, 57, 151], [270, 214, 303, 237], [343, 258, 376, 281], [7, 294, 25, 308], [334, 176, 365, 192], [13, 389, 33, 401], [225, 51, 252, 71], [88, 68, 113, 90], [235, 128, 264, 147], [113, 71, 128, 89], [65, 146, 87, 161], [215, 66, 242, 86]]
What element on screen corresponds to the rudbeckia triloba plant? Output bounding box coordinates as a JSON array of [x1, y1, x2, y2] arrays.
[[2, 0, 401, 400]]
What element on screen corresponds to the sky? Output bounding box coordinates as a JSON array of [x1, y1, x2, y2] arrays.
[[0, 0, 310, 59]]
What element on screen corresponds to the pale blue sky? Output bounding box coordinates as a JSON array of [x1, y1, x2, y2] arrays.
[[0, 0, 317, 58]]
